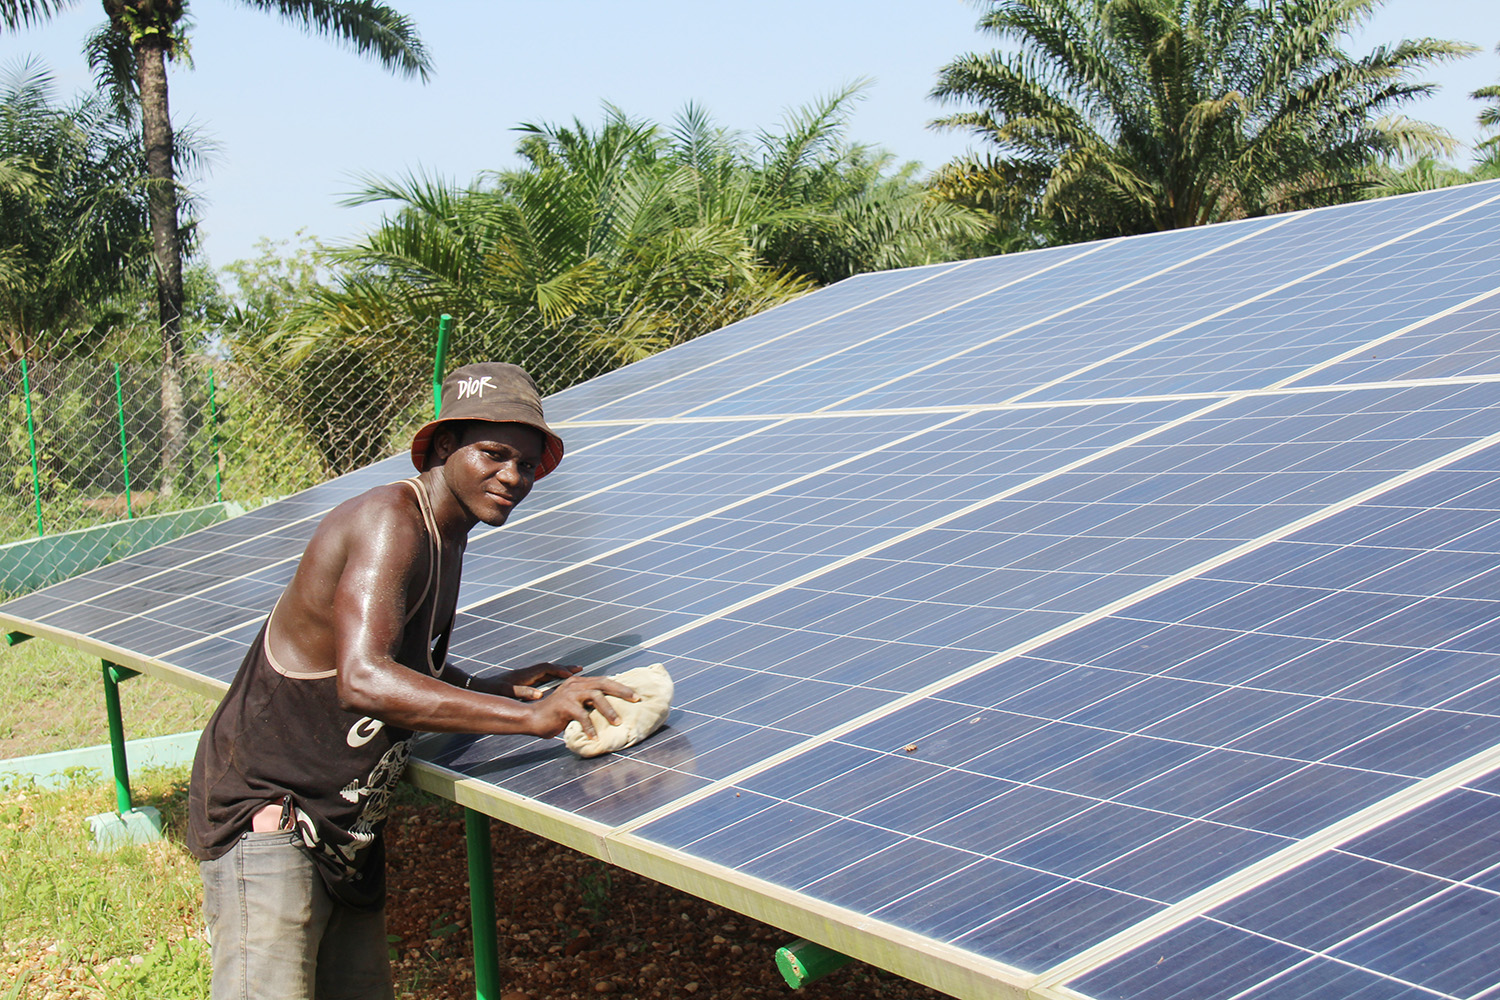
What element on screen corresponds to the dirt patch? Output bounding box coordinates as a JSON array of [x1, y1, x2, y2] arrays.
[[385, 797, 954, 1000]]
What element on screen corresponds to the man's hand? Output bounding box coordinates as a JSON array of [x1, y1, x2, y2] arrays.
[[527, 674, 640, 740], [495, 662, 580, 700]]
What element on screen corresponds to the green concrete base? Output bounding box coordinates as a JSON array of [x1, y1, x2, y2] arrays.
[[0, 730, 201, 789], [88, 806, 164, 851]]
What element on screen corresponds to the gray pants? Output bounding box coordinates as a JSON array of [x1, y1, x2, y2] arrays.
[[200, 831, 394, 1000]]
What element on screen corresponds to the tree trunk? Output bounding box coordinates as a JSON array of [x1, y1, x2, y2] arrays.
[[135, 36, 186, 498]]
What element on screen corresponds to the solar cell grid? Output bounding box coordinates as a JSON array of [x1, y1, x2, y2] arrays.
[[1013, 193, 1500, 404], [555, 261, 1084, 423], [825, 215, 1394, 411], [408, 381, 1500, 847], [683, 217, 1289, 418], [1291, 290, 1500, 388], [1078, 780, 1500, 1000], [601, 385, 1500, 985], [833, 189, 1500, 413], [7, 181, 1500, 1000], [542, 261, 977, 421], [576, 246, 1119, 423]]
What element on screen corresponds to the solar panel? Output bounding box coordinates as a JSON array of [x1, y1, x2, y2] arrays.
[[7, 180, 1500, 999]]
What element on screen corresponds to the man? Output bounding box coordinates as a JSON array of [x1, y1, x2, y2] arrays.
[[188, 362, 635, 1000]]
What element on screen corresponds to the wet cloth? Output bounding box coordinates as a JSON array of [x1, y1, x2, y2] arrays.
[[562, 663, 673, 757]]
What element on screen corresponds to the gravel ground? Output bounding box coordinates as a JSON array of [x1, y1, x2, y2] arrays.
[[385, 795, 955, 1000]]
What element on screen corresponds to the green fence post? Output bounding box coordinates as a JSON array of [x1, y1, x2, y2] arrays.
[[20, 358, 43, 538], [113, 363, 134, 520], [208, 368, 223, 502], [433, 313, 453, 415]]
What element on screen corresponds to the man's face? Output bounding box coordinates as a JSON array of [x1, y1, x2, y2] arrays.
[[440, 422, 545, 527]]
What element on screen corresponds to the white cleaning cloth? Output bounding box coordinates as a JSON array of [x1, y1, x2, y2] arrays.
[[562, 663, 674, 758]]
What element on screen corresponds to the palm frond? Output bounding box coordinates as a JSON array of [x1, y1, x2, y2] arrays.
[[83, 23, 137, 121], [0, 0, 72, 31], [1475, 46, 1500, 142], [233, 0, 433, 80]]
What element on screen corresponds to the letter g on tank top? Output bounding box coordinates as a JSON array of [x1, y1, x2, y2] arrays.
[[346, 715, 386, 747]]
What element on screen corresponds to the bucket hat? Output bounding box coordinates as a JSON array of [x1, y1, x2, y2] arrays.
[[409, 363, 565, 478]]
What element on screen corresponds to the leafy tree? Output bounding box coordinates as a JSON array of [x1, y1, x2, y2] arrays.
[[217, 230, 330, 336], [0, 58, 154, 361], [0, 0, 431, 490], [930, 0, 1474, 244], [214, 90, 980, 470], [290, 90, 979, 367]]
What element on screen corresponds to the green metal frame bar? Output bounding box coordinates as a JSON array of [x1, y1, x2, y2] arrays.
[[101, 661, 141, 815], [208, 368, 223, 503], [432, 313, 453, 415], [433, 311, 504, 1000], [20, 358, 43, 538], [113, 363, 135, 520]]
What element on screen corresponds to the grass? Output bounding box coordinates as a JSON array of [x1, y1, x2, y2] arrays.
[[0, 765, 210, 999], [0, 548, 443, 996], [0, 640, 214, 760], [0, 548, 218, 997], [0, 764, 459, 1000], [0, 641, 216, 998]]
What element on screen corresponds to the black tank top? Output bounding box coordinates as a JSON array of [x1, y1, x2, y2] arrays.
[[187, 478, 453, 909]]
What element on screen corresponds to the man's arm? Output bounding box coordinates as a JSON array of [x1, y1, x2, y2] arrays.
[[448, 662, 580, 701], [329, 498, 635, 738]]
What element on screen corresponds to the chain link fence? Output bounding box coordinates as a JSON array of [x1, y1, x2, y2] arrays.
[[1, 298, 781, 596], [3, 298, 781, 757]]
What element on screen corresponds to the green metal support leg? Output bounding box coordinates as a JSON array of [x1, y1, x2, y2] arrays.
[[102, 662, 138, 813], [88, 661, 163, 850], [464, 807, 501, 1000]]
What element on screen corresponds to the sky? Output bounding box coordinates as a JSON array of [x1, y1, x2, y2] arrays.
[[4, 1, 1497, 276]]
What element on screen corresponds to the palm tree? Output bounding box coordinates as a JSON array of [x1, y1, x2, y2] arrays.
[[1, 0, 430, 492], [1475, 44, 1500, 155], [353, 96, 969, 294], [277, 112, 810, 406], [302, 91, 978, 359], [745, 82, 984, 283], [930, 0, 1474, 244]]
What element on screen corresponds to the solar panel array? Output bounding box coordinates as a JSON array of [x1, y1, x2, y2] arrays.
[[7, 180, 1500, 999]]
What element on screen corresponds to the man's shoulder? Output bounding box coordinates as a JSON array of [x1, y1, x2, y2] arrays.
[[315, 481, 427, 550]]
